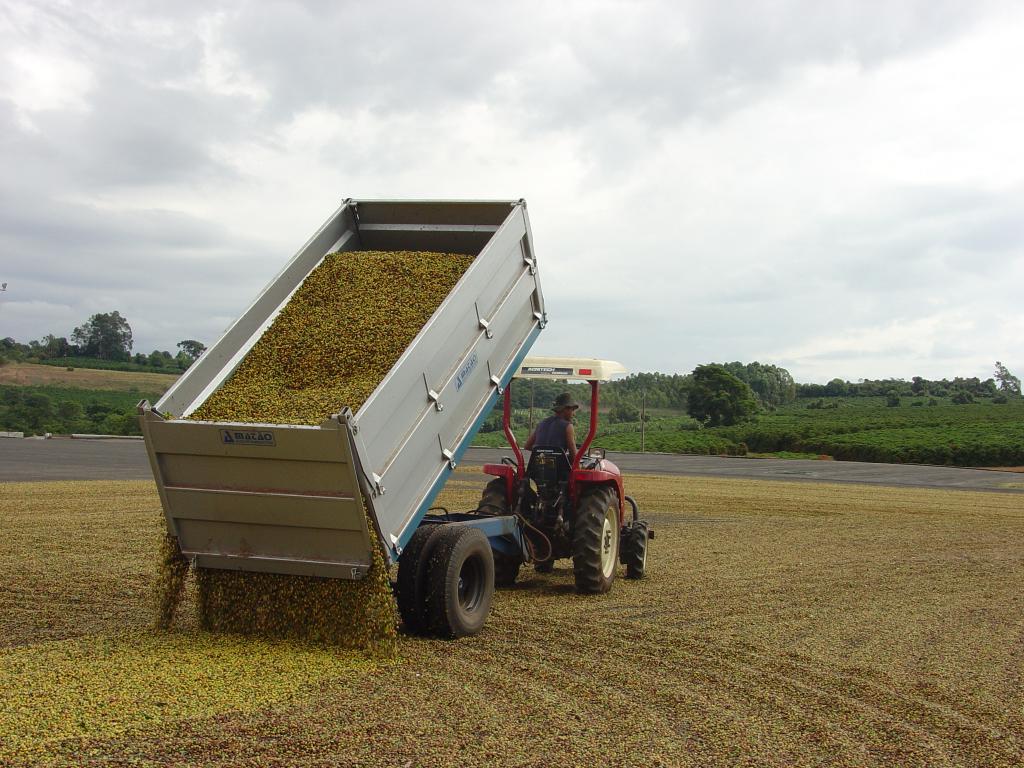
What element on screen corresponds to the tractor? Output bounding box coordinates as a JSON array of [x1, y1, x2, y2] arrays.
[[475, 357, 653, 593]]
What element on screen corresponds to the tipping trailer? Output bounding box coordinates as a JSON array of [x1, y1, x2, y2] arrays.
[[140, 199, 545, 635]]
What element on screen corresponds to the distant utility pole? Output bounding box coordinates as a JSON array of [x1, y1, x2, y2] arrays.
[[528, 379, 535, 431], [641, 390, 646, 454]]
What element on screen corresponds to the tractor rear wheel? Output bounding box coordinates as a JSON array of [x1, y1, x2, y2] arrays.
[[396, 523, 447, 634], [426, 525, 495, 638], [477, 478, 509, 515], [620, 521, 649, 579], [572, 486, 620, 594], [477, 478, 521, 586]]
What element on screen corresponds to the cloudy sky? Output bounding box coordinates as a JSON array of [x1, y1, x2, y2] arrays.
[[1, 0, 1022, 383]]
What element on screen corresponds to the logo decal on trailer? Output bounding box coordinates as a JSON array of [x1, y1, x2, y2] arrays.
[[221, 429, 276, 446], [456, 352, 478, 391]]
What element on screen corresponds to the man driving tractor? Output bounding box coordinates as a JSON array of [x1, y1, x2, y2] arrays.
[[524, 392, 579, 463]]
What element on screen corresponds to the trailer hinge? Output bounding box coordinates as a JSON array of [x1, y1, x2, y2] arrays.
[[523, 255, 537, 275], [486, 361, 505, 394], [427, 389, 443, 412], [441, 447, 457, 470], [534, 310, 547, 329], [423, 373, 444, 412], [389, 533, 402, 557], [474, 302, 494, 339]]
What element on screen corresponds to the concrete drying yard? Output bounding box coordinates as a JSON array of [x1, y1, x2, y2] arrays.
[[2, 471, 1023, 766]]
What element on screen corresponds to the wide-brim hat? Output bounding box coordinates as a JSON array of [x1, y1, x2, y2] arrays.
[[552, 393, 580, 411]]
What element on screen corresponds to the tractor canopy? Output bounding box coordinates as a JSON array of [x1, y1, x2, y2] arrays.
[[516, 357, 627, 382]]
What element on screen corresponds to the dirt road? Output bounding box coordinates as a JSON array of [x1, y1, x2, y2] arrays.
[[2, 439, 1022, 493]]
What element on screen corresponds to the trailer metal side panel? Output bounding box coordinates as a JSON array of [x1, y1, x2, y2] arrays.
[[347, 204, 543, 558], [140, 410, 372, 579], [142, 199, 544, 577]]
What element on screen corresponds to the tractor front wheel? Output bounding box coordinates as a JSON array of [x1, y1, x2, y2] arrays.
[[620, 521, 649, 579], [572, 486, 620, 594]]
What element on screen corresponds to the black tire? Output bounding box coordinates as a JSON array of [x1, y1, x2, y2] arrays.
[[572, 486, 620, 594], [621, 521, 649, 580], [478, 479, 520, 586], [396, 524, 447, 634], [477, 478, 509, 514], [426, 526, 495, 638], [493, 551, 521, 587]]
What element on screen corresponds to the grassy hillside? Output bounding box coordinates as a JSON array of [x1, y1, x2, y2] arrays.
[[35, 356, 184, 375], [0, 364, 173, 436], [0, 384, 165, 436], [0, 362, 178, 392]]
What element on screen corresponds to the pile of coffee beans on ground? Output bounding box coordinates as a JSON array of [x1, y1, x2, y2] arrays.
[[153, 533, 189, 631]]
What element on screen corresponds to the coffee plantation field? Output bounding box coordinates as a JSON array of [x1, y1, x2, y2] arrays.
[[3, 473, 1023, 766], [476, 397, 1024, 467]]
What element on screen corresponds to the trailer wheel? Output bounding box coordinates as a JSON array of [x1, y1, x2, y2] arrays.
[[396, 523, 447, 634], [427, 525, 495, 638], [572, 486, 620, 594], [620, 521, 649, 580]]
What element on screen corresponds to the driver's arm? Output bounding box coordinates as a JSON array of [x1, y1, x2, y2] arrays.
[[524, 428, 537, 452], [566, 423, 577, 463]]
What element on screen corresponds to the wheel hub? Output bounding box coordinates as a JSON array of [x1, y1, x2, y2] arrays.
[[601, 506, 617, 578]]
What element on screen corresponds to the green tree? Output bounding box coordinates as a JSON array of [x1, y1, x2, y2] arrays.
[[71, 311, 133, 360], [994, 361, 1021, 396], [22, 393, 53, 431], [722, 361, 796, 409], [57, 401, 83, 420], [687, 364, 759, 426], [824, 378, 849, 397], [40, 334, 71, 358], [608, 401, 641, 423], [176, 339, 207, 361]]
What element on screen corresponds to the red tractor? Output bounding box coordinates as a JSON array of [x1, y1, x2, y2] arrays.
[[477, 357, 653, 593]]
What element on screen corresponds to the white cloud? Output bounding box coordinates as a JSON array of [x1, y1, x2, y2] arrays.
[[160, 10, 269, 103], [0, 0, 1021, 385], [0, 47, 95, 130]]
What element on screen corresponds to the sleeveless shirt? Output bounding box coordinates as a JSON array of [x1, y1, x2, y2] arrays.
[[533, 415, 570, 450]]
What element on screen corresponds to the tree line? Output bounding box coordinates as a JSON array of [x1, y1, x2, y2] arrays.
[[796, 364, 1021, 401], [2, 311, 1020, 436], [1, 311, 206, 372], [488, 360, 1019, 431]]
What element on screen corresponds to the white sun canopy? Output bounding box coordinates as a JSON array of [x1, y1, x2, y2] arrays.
[[515, 356, 628, 382]]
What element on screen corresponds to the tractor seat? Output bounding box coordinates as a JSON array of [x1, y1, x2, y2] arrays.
[[526, 447, 571, 489]]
